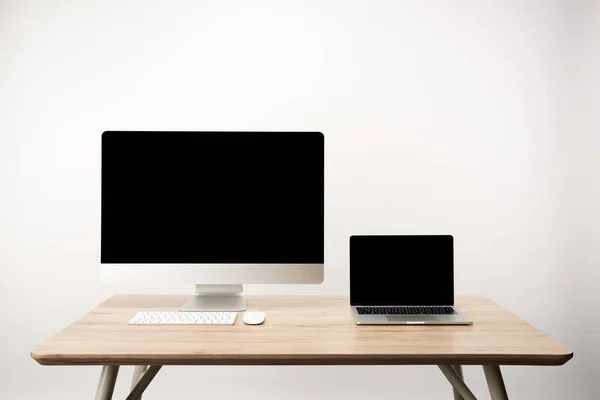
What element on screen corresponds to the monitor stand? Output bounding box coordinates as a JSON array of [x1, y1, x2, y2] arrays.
[[179, 284, 247, 312]]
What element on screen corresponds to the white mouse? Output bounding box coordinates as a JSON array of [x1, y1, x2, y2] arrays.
[[243, 311, 266, 325]]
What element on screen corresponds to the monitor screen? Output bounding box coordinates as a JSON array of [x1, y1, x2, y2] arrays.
[[350, 235, 454, 306], [101, 131, 324, 264]]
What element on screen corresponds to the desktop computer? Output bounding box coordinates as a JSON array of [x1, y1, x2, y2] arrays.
[[101, 131, 324, 311]]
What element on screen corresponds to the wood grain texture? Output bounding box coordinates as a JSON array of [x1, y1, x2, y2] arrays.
[[31, 295, 572, 366]]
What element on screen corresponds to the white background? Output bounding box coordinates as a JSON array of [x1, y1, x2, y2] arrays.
[[1, 0, 598, 398]]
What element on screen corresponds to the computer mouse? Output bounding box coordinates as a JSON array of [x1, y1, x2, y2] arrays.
[[243, 311, 266, 325]]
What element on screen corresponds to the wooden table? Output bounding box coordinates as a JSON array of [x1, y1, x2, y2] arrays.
[[31, 295, 572, 400]]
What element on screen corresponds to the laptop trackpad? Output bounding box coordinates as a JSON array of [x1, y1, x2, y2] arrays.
[[386, 316, 439, 322]]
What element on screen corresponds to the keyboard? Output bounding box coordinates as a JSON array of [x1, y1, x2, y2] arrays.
[[356, 306, 456, 315], [129, 311, 237, 325]]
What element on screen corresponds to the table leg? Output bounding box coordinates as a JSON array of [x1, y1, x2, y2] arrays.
[[95, 366, 119, 400], [483, 365, 509, 400], [452, 365, 464, 400], [438, 365, 478, 400], [131, 365, 148, 397], [125, 365, 162, 400]]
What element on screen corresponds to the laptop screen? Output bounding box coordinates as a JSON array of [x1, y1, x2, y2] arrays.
[[350, 235, 454, 306]]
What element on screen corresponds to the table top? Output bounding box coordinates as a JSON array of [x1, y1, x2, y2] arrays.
[[31, 295, 572, 366]]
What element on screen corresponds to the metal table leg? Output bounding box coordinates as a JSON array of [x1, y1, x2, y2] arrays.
[[95, 366, 119, 400], [125, 365, 162, 400], [483, 365, 509, 400], [452, 365, 464, 400], [131, 365, 148, 398], [438, 365, 478, 400]]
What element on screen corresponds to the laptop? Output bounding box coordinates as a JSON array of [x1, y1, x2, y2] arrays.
[[350, 235, 472, 325]]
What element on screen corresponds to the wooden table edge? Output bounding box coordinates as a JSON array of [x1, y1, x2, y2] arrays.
[[31, 351, 573, 367]]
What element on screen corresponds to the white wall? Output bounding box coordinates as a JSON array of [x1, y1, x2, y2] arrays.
[[563, 1, 600, 397], [0, 0, 596, 398]]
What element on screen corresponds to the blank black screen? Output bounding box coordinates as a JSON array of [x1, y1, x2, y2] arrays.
[[350, 235, 454, 305], [101, 131, 324, 264]]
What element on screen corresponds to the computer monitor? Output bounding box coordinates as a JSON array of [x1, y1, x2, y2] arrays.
[[101, 131, 324, 311]]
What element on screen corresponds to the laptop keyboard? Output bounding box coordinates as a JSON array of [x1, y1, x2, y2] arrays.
[[356, 306, 456, 315]]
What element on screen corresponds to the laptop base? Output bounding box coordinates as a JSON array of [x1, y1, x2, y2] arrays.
[[351, 306, 473, 325]]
